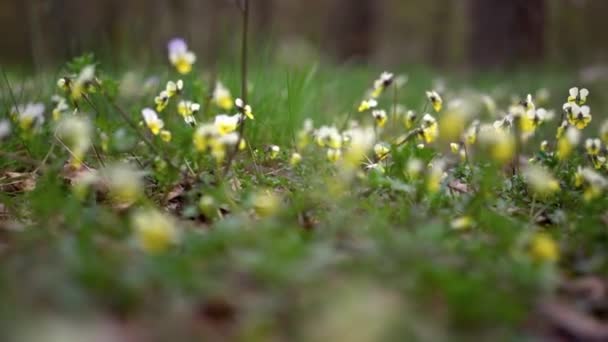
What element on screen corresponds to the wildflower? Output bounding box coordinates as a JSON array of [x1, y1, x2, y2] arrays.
[[439, 100, 470, 142], [214, 114, 241, 135], [521, 94, 535, 112], [464, 120, 479, 145], [358, 98, 378, 112], [404, 110, 417, 129], [342, 126, 375, 167], [11, 103, 45, 131], [478, 125, 515, 164], [374, 143, 390, 160], [556, 126, 580, 160], [601, 120, 608, 144], [252, 190, 281, 217], [211, 133, 239, 162], [418, 114, 438, 144], [51, 95, 69, 121], [481, 95, 496, 115], [168, 38, 196, 74], [193, 124, 219, 152], [372, 109, 387, 128], [365, 162, 385, 174], [290, 152, 302, 166], [406, 158, 423, 179], [493, 113, 514, 133], [426, 90, 443, 112], [556, 120, 568, 139], [296, 119, 314, 149], [315, 126, 342, 149], [235, 98, 254, 120], [212, 82, 234, 110], [177, 100, 200, 125], [529, 233, 559, 263], [56, 116, 92, 167], [568, 87, 589, 105], [132, 208, 178, 254], [371, 71, 394, 98], [426, 160, 445, 194], [564, 102, 591, 129], [165, 80, 183, 97], [155, 91, 170, 112], [141, 108, 164, 135], [0, 120, 11, 140], [269, 145, 280, 159], [69, 65, 96, 101], [450, 142, 460, 154], [523, 165, 560, 197], [451, 216, 474, 230], [327, 148, 341, 162], [575, 167, 608, 201], [198, 195, 216, 218], [160, 130, 172, 142], [103, 163, 143, 207], [520, 107, 547, 133], [585, 138, 601, 156], [540, 140, 548, 152]]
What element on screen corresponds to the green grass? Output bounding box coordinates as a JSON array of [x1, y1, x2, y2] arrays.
[[1, 56, 608, 341]]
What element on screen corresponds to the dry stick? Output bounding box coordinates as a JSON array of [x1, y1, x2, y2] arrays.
[[223, 0, 249, 177]]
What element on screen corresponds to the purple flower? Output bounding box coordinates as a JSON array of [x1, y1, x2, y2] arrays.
[[167, 38, 187, 55]]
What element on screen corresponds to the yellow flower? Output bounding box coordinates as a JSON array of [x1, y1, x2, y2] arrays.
[[290, 152, 302, 166], [523, 165, 560, 197], [575, 167, 608, 202], [451, 216, 474, 230], [529, 233, 559, 263], [450, 142, 460, 154], [213, 82, 234, 110], [103, 163, 143, 207], [141, 108, 164, 135], [464, 120, 479, 145], [69, 65, 96, 101], [585, 138, 601, 156], [568, 87, 589, 105], [371, 71, 394, 98], [177, 100, 199, 125], [269, 145, 280, 159], [193, 124, 219, 152], [155, 91, 170, 112], [315, 126, 342, 149], [425, 90, 443, 112], [168, 38, 196, 75], [404, 110, 417, 129], [165, 80, 183, 98], [564, 103, 591, 129], [55, 116, 92, 167], [214, 114, 240, 135], [556, 127, 580, 160], [372, 109, 387, 128], [426, 160, 445, 194], [373, 143, 390, 160], [342, 126, 375, 168], [235, 98, 254, 120], [51, 95, 69, 121], [12, 103, 45, 131], [521, 93, 535, 112], [358, 98, 377, 112], [418, 114, 438, 144], [556, 120, 568, 139], [327, 148, 341, 162], [160, 129, 172, 142], [253, 190, 281, 217], [540, 140, 548, 152], [520, 108, 546, 133], [132, 208, 178, 254], [479, 126, 515, 164]]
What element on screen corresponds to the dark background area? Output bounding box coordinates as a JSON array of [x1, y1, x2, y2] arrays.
[[1, 0, 607, 70]]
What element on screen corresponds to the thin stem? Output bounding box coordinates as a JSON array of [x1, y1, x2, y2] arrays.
[[1, 67, 33, 157], [223, 0, 249, 177]]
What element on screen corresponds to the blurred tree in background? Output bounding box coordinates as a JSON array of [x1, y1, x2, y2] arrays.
[[0, 0, 607, 69]]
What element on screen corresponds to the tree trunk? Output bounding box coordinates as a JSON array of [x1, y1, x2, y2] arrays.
[[470, 0, 546, 68]]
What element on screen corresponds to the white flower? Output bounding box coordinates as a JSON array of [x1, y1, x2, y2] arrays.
[[12, 103, 45, 130], [141, 108, 164, 135]]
